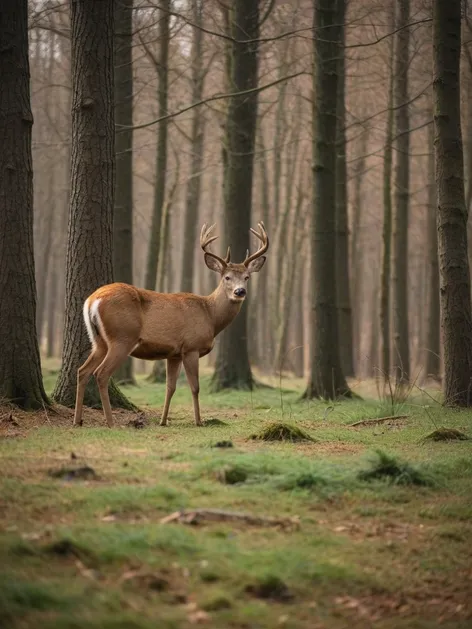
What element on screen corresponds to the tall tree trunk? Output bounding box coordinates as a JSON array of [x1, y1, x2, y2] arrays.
[[36, 35, 56, 345], [304, 0, 351, 400], [335, 0, 354, 378], [144, 0, 170, 291], [113, 0, 135, 385], [53, 0, 134, 410], [424, 109, 440, 381], [392, 0, 411, 384], [433, 0, 472, 406], [0, 0, 50, 409], [211, 0, 260, 391], [380, 1, 395, 382], [255, 128, 271, 371], [350, 126, 368, 369], [180, 0, 205, 293]]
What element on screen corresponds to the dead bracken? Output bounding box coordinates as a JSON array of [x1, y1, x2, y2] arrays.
[[249, 422, 315, 443], [421, 428, 470, 442]]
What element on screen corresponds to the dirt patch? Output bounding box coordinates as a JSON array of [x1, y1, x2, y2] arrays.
[[0, 403, 154, 431]]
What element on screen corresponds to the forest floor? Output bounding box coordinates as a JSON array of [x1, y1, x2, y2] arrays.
[[1, 361, 472, 629]]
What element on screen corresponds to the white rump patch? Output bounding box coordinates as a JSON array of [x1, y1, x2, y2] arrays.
[[83, 298, 105, 347]]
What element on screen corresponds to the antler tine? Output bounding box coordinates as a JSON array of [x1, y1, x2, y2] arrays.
[[200, 223, 228, 268], [244, 221, 269, 267]]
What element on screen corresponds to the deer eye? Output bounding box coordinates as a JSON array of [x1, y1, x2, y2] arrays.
[[225, 275, 230, 281], [244, 276, 249, 281]]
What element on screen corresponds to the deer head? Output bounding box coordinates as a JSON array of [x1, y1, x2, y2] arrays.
[[200, 222, 269, 303]]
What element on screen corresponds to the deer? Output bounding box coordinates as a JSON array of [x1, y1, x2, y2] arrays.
[[73, 222, 269, 428]]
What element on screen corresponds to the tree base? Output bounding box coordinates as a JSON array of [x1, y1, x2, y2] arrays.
[[210, 368, 254, 393], [301, 383, 357, 401], [53, 375, 137, 411], [114, 358, 136, 387], [147, 361, 166, 384]]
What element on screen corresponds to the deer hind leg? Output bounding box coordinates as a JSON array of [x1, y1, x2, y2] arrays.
[[93, 343, 134, 428], [160, 358, 182, 426], [74, 341, 107, 427], [182, 351, 202, 426]]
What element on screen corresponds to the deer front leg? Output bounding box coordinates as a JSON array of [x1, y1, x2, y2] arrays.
[[182, 352, 202, 426], [160, 358, 182, 426]]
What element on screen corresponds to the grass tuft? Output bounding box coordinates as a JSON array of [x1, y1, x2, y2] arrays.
[[249, 421, 315, 442], [215, 464, 248, 485], [359, 450, 434, 486]]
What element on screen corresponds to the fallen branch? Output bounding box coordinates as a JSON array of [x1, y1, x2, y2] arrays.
[[160, 509, 300, 529], [349, 415, 408, 428]]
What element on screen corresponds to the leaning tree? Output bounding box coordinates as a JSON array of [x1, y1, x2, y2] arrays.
[[53, 0, 134, 410], [0, 0, 50, 409]]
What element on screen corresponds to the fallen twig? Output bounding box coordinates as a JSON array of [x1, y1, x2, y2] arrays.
[[160, 509, 300, 529], [349, 415, 408, 428]]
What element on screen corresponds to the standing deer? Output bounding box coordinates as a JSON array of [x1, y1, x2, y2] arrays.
[[73, 222, 269, 428]]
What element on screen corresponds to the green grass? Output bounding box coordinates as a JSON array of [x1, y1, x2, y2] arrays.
[[1, 363, 472, 628]]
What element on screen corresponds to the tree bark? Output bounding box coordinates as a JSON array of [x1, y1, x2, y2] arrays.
[[211, 0, 260, 391], [392, 0, 411, 385], [303, 0, 351, 400], [113, 0, 135, 385], [0, 0, 50, 409], [144, 0, 170, 292], [180, 0, 206, 293], [424, 109, 441, 381], [53, 0, 134, 410], [380, 1, 395, 382], [433, 0, 472, 405], [335, 0, 354, 378], [350, 126, 368, 370]]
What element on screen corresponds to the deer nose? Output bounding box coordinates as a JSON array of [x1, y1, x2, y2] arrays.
[[234, 287, 246, 298]]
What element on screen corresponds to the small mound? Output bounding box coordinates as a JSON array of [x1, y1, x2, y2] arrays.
[[44, 539, 90, 560], [245, 575, 293, 602], [250, 422, 315, 443], [212, 440, 234, 448], [216, 464, 248, 485], [422, 428, 469, 442], [48, 465, 99, 481], [205, 418, 228, 427], [359, 450, 433, 486]]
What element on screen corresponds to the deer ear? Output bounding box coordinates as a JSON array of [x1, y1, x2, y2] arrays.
[[204, 253, 225, 274], [246, 256, 266, 274]]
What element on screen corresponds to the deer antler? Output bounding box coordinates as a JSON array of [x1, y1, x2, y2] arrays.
[[200, 223, 231, 267], [243, 221, 269, 267]]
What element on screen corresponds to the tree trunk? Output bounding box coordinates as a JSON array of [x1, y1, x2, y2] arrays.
[[0, 0, 50, 409], [424, 109, 441, 381], [350, 126, 368, 369], [144, 0, 170, 292], [36, 36, 56, 345], [335, 0, 354, 378], [433, 0, 472, 405], [180, 0, 206, 293], [303, 0, 351, 400], [380, 1, 395, 382], [211, 0, 260, 391], [53, 0, 135, 410], [392, 0, 411, 385], [113, 0, 135, 385]]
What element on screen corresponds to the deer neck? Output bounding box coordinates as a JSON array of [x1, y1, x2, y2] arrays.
[[207, 282, 243, 336]]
